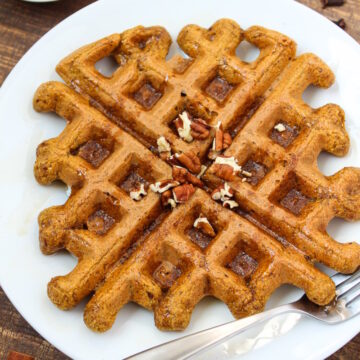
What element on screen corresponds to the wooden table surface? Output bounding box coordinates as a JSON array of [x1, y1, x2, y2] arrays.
[[0, 0, 359, 359]]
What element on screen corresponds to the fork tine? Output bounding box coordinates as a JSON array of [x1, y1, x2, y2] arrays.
[[337, 279, 360, 301], [346, 289, 360, 307], [334, 269, 360, 295], [344, 286, 360, 306]]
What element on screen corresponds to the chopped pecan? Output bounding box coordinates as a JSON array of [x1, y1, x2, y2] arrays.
[[223, 132, 232, 149], [213, 163, 235, 181], [129, 183, 147, 201], [175, 151, 201, 174], [157, 136, 171, 153], [214, 127, 224, 152], [274, 123, 286, 132], [150, 180, 179, 193], [161, 190, 176, 208], [186, 171, 204, 188], [173, 117, 184, 131], [211, 183, 239, 209], [197, 165, 207, 179], [213, 156, 242, 181], [172, 166, 204, 188], [174, 111, 210, 142], [190, 118, 210, 140], [174, 111, 193, 142], [172, 166, 188, 183], [167, 154, 181, 167], [223, 199, 239, 209], [160, 152, 170, 161], [173, 184, 195, 203], [208, 122, 232, 159], [211, 182, 234, 202], [194, 215, 216, 237]]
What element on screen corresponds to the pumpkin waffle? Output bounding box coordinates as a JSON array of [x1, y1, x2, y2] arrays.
[[56, 19, 295, 159], [205, 53, 360, 274], [33, 19, 360, 332]]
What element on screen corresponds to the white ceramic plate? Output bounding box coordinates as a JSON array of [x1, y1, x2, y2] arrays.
[[1, 0, 360, 359]]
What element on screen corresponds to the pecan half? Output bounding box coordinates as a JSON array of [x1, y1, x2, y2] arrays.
[[173, 184, 195, 203], [172, 166, 204, 187], [175, 151, 201, 174]]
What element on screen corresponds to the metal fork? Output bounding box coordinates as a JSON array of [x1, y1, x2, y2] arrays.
[[126, 270, 360, 360]]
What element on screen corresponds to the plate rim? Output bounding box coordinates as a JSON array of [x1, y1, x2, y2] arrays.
[[0, 0, 360, 359]]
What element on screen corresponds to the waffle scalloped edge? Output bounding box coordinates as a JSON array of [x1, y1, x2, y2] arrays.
[[33, 19, 360, 331]]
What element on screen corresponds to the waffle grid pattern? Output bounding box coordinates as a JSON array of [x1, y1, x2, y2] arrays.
[[33, 19, 360, 331]]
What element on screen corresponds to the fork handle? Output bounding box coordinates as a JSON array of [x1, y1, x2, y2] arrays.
[[126, 304, 298, 360]]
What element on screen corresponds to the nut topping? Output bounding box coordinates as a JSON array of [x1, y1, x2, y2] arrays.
[[274, 123, 286, 132], [173, 184, 195, 203], [174, 111, 193, 142], [161, 190, 177, 209], [172, 166, 204, 188], [175, 151, 201, 174], [211, 182, 234, 202], [190, 118, 210, 140], [211, 182, 238, 209], [214, 156, 242, 173], [223, 199, 239, 209], [172, 166, 188, 183], [223, 132, 232, 149], [173, 111, 210, 142], [242, 170, 252, 177], [129, 183, 147, 201], [208, 122, 233, 159], [193, 215, 216, 237], [167, 154, 181, 167], [197, 165, 207, 179], [157, 136, 171, 153], [150, 180, 179, 193], [213, 156, 242, 181]]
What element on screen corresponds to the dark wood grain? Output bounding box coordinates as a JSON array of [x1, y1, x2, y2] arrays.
[[0, 0, 359, 359]]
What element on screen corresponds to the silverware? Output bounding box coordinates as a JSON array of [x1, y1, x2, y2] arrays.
[[126, 270, 360, 360]]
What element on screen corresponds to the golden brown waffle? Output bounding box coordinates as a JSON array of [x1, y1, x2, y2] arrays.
[[84, 189, 333, 331], [34, 82, 171, 309], [56, 19, 295, 158], [33, 19, 360, 332], [205, 53, 360, 274]]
